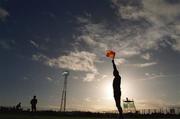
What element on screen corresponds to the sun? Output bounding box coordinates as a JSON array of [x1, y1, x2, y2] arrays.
[[102, 80, 114, 100], [101, 76, 134, 101]]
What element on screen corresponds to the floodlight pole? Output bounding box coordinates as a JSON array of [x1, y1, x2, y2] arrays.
[[60, 71, 69, 112]]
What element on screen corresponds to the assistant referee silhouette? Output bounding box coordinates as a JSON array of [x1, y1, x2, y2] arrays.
[[112, 59, 124, 119]]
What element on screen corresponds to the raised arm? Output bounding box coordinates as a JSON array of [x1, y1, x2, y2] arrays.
[[112, 59, 118, 71]]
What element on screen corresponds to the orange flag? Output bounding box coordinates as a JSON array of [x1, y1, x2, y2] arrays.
[[106, 50, 115, 59]]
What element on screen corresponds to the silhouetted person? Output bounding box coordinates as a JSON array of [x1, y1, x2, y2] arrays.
[[112, 59, 124, 119], [30, 96, 37, 112], [16, 102, 21, 110]]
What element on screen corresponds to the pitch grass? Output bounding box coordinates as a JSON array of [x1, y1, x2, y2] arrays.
[[0, 113, 177, 119], [0, 114, 103, 119]]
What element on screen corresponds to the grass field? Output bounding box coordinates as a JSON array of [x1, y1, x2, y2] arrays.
[[0, 111, 179, 119], [0, 113, 179, 119], [0, 115, 98, 119]]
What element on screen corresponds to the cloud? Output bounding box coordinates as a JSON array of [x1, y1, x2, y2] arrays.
[[30, 40, 39, 48], [47, 51, 98, 73], [83, 73, 97, 82], [76, 16, 90, 24], [75, 17, 159, 58], [32, 0, 180, 83], [143, 0, 180, 23], [115, 58, 127, 65], [165, 0, 180, 4], [134, 62, 157, 68], [32, 53, 49, 62], [141, 53, 151, 60], [144, 73, 180, 80], [111, 0, 143, 20], [32, 51, 97, 73], [0, 8, 9, 21], [144, 72, 165, 80], [32, 51, 100, 82], [172, 37, 180, 51], [73, 0, 180, 62], [112, 0, 180, 23], [77, 35, 107, 50], [46, 77, 53, 81], [75, 18, 142, 58], [0, 40, 11, 49], [0, 40, 15, 49], [83, 73, 108, 82], [141, 0, 180, 50], [22, 76, 30, 81]]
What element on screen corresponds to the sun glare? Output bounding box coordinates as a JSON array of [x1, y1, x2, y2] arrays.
[[101, 75, 135, 102], [102, 80, 113, 100]]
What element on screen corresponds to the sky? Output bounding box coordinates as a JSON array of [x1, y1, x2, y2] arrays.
[[0, 0, 180, 112]]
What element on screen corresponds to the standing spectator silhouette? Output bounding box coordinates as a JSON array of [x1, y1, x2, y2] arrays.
[[112, 59, 124, 119], [30, 96, 37, 112], [16, 102, 21, 110]]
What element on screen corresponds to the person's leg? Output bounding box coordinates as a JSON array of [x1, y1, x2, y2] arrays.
[[115, 97, 124, 119], [31, 106, 33, 112], [34, 106, 36, 112], [32, 105, 35, 112]]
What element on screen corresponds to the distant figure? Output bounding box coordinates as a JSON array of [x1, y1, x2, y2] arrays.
[[16, 102, 21, 110], [112, 59, 124, 119], [30, 96, 37, 112]]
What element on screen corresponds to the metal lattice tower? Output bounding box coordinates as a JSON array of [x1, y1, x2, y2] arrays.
[[60, 71, 69, 112]]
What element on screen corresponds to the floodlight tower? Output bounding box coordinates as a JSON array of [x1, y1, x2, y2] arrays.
[[60, 71, 69, 112]]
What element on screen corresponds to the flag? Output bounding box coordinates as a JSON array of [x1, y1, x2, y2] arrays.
[[106, 50, 115, 59]]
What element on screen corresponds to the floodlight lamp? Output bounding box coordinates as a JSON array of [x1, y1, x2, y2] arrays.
[[62, 71, 69, 76]]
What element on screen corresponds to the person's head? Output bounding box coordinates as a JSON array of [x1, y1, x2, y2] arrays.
[[113, 70, 119, 77], [33, 96, 36, 99]]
